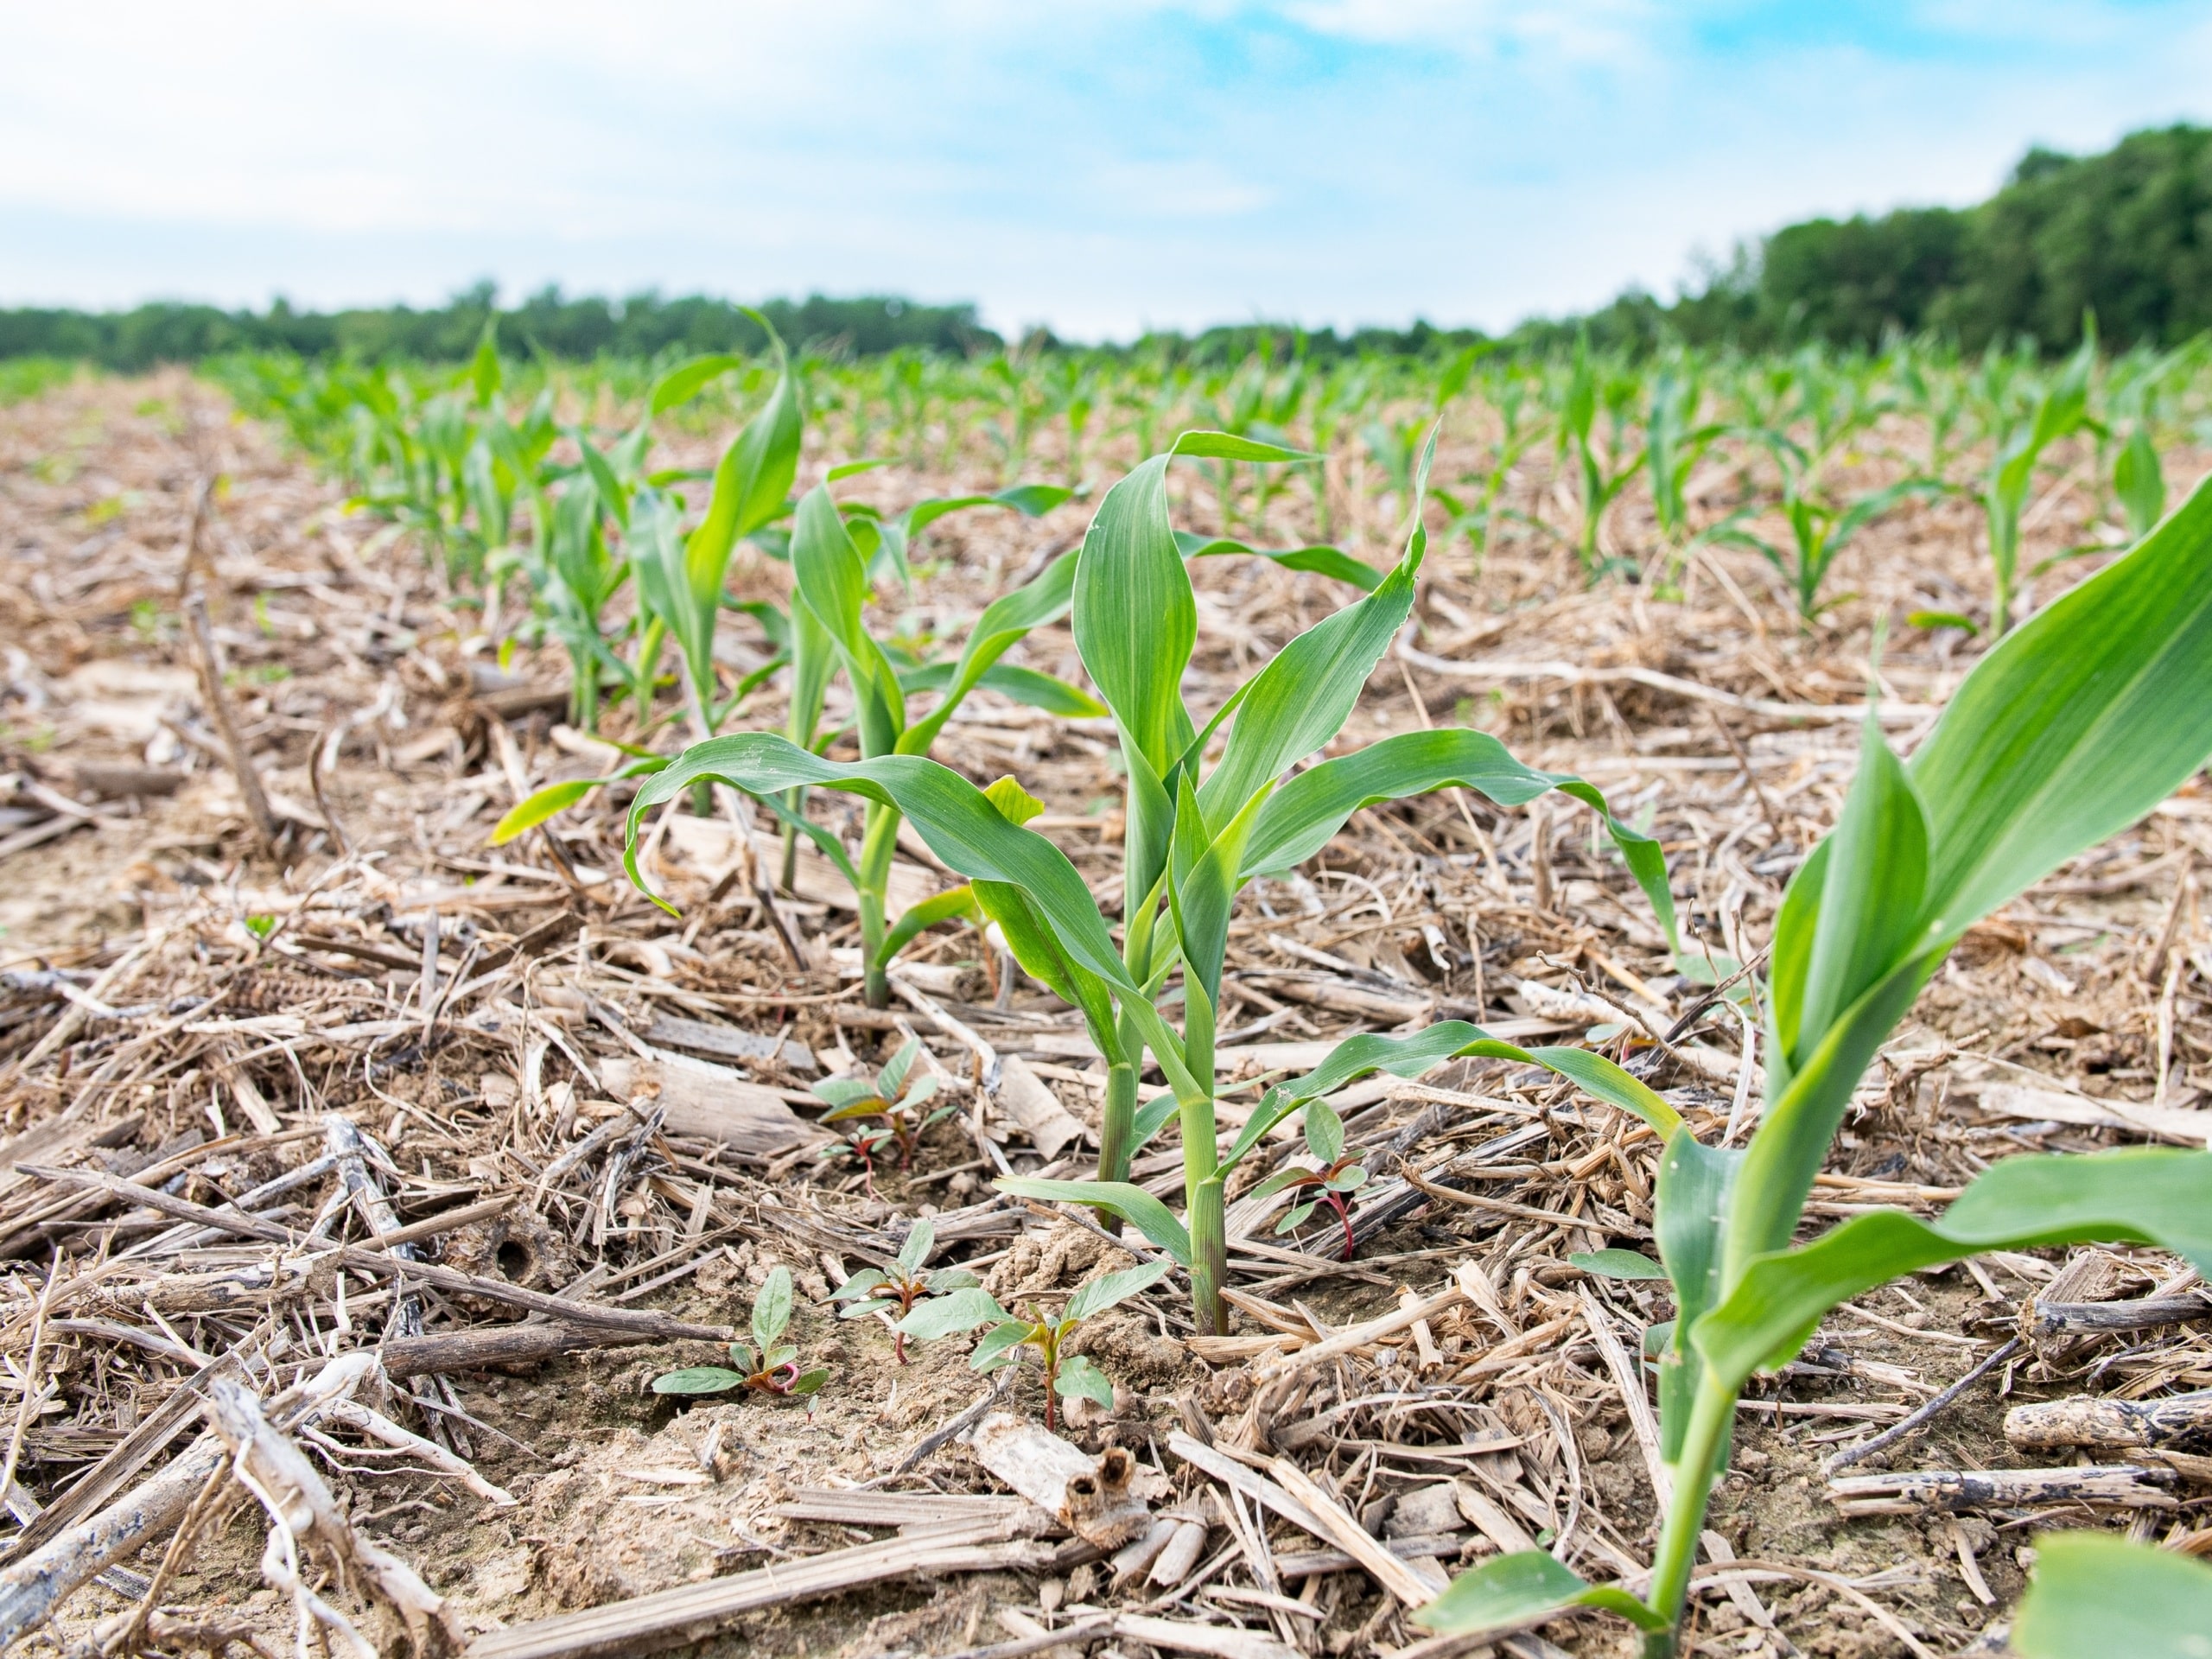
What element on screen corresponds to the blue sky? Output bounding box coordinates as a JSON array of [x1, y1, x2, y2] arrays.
[[3, 2, 2207, 340]]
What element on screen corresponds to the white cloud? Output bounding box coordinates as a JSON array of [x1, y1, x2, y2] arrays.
[[0, 1, 2205, 335]]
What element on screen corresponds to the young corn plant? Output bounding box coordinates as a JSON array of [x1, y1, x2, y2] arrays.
[[1554, 340, 1645, 580], [1979, 329, 2094, 633], [652, 1265, 830, 1401], [623, 429, 1679, 1334], [490, 325, 804, 850], [899, 1260, 1169, 1431], [765, 479, 1103, 1007], [1415, 474, 2212, 1656], [1713, 455, 1941, 624], [828, 1219, 980, 1363]]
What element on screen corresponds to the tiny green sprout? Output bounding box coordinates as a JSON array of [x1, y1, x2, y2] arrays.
[[1245, 1098, 1369, 1261], [816, 1116, 894, 1192], [243, 914, 278, 941], [828, 1220, 981, 1363], [898, 1259, 1169, 1432], [652, 1265, 829, 1402], [810, 1039, 955, 1172]]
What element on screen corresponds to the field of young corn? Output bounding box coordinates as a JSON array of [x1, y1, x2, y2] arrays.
[[1, 328, 2210, 1659]]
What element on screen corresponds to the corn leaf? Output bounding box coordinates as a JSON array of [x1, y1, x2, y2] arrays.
[[1072, 453, 1195, 774], [684, 312, 799, 615], [1653, 1129, 1741, 1462], [1240, 728, 1677, 948], [1696, 1147, 2212, 1390], [1416, 1549, 1668, 1636], [1065, 1258, 1172, 1321], [647, 353, 741, 416], [624, 737, 1138, 995], [1909, 471, 2212, 938], [995, 1179, 1192, 1265], [1175, 531, 1382, 592], [791, 484, 906, 757], [1196, 434, 1431, 829], [2012, 1531, 2212, 1659]]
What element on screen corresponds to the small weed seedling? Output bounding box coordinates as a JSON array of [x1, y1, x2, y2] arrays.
[[829, 1220, 981, 1363], [1246, 1097, 1368, 1260], [901, 1260, 1168, 1431], [652, 1266, 829, 1402], [811, 1039, 954, 1173]]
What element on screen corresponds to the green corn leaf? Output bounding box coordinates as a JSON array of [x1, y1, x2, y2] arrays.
[[1175, 531, 1383, 592], [1196, 435, 1431, 828], [752, 1265, 794, 1351], [1224, 1021, 1680, 1175], [1240, 728, 1676, 948], [1416, 1549, 1669, 1637], [489, 778, 601, 844], [1569, 1249, 1669, 1281], [1696, 1148, 2212, 1392], [648, 353, 741, 416], [1909, 471, 2212, 941], [684, 312, 800, 618], [2113, 427, 2167, 543], [2012, 1531, 2212, 1659], [828, 457, 893, 481], [1073, 454, 1195, 776], [896, 661, 1103, 725], [900, 550, 1085, 753], [995, 1179, 1193, 1266], [1653, 1128, 1741, 1462], [1053, 1353, 1116, 1406], [1129, 1090, 1180, 1154], [623, 737, 1136, 995], [879, 885, 981, 968], [898, 1287, 1010, 1339], [983, 776, 1046, 825], [791, 483, 905, 757], [1792, 717, 1928, 1070], [1169, 429, 1318, 464], [651, 1366, 747, 1396], [1065, 1258, 1173, 1321]]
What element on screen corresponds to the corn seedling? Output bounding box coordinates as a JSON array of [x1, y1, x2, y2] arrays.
[[810, 1038, 955, 1172], [1979, 329, 2094, 632], [1414, 474, 2212, 1656], [652, 1265, 830, 1401], [1714, 452, 1942, 623], [1244, 1096, 1368, 1260], [1554, 338, 1645, 579], [828, 1219, 981, 1363], [899, 1260, 1169, 1430], [489, 321, 803, 845], [623, 429, 1678, 1334]]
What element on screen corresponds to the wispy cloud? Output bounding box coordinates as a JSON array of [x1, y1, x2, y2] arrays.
[[1, 1, 2204, 336]]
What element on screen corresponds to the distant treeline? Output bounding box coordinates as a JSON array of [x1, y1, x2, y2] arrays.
[[1562, 123, 2212, 355], [3, 122, 2208, 366], [0, 288, 999, 371]]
